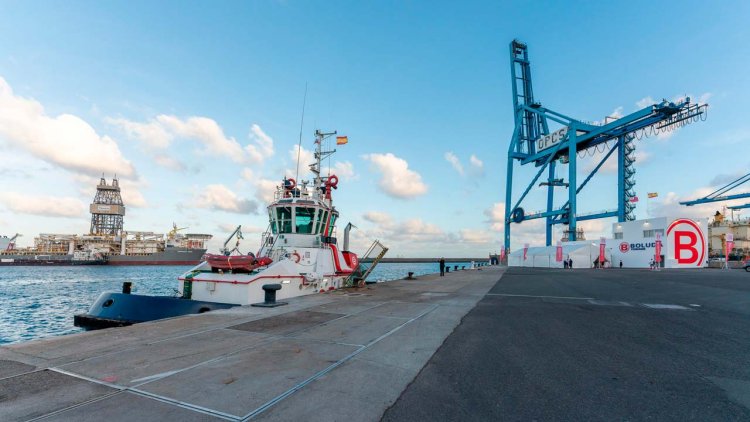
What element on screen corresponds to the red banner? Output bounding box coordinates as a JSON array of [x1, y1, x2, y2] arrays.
[[599, 238, 606, 266], [655, 233, 662, 263], [523, 243, 529, 261], [556, 241, 563, 262]]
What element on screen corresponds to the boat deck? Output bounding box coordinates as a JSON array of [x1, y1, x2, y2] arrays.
[[0, 266, 503, 421]]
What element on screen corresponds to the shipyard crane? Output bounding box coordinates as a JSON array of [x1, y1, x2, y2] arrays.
[[680, 171, 750, 210], [504, 40, 708, 251], [221, 225, 244, 256], [7, 233, 21, 250], [167, 223, 189, 239]]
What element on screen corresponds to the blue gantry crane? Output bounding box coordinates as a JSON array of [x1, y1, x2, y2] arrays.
[[680, 172, 750, 210], [504, 40, 708, 251]]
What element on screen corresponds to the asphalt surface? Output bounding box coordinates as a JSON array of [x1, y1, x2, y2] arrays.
[[382, 268, 750, 421]]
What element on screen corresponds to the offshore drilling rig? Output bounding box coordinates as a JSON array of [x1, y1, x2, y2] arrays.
[[89, 177, 126, 236], [1, 177, 212, 265], [504, 39, 708, 251]]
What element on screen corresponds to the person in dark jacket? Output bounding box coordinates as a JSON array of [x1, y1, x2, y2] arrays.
[[439, 257, 446, 276]]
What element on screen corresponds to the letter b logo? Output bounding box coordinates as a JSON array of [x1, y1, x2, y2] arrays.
[[667, 219, 705, 267], [674, 231, 698, 264]]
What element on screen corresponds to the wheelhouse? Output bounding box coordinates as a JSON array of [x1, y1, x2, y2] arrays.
[[267, 200, 338, 239]]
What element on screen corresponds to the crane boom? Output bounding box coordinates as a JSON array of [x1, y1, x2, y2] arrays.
[[221, 225, 244, 256]]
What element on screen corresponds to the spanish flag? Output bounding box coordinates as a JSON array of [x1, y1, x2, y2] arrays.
[[336, 136, 348, 145], [647, 192, 658, 198]]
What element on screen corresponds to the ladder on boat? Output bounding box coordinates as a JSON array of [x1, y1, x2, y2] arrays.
[[345, 240, 388, 287]]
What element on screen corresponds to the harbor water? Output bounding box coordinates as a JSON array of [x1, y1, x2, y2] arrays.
[[0, 261, 475, 345]]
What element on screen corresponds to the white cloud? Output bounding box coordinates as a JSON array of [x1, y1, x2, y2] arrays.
[[362, 153, 428, 199], [192, 184, 258, 214], [459, 229, 493, 244], [636, 96, 656, 109], [324, 161, 355, 181], [363, 211, 394, 226], [362, 211, 444, 242], [157, 115, 246, 163], [469, 154, 485, 176], [254, 178, 280, 205], [0, 77, 135, 177], [444, 152, 464, 175], [287, 145, 315, 179], [153, 154, 186, 172], [117, 178, 148, 208], [109, 115, 275, 165], [106, 117, 173, 149], [0, 192, 86, 218], [594, 107, 624, 125], [484, 202, 505, 232], [241, 168, 255, 181], [245, 124, 275, 163]]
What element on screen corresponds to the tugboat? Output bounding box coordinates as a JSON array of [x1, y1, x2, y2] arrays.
[[75, 130, 388, 329]]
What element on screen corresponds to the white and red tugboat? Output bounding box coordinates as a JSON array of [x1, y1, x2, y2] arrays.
[[75, 130, 387, 329], [179, 129, 363, 305]]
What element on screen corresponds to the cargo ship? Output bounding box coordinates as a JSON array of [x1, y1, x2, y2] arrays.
[[0, 178, 212, 266]]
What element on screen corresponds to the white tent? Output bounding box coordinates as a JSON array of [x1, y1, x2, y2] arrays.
[[508, 241, 610, 268]]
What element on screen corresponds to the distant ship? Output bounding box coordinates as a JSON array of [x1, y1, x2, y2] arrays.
[[0, 178, 212, 266]]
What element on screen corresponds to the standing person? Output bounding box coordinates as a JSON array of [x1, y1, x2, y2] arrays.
[[619, 260, 623, 269], [439, 257, 445, 276], [568, 258, 573, 268]]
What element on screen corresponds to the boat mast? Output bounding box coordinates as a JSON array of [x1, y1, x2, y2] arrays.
[[311, 129, 337, 196]]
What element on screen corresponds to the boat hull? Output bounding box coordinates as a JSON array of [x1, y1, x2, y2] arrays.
[[107, 247, 207, 265], [73, 292, 237, 330]]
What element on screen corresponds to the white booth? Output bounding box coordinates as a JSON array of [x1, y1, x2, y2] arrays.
[[508, 216, 708, 269]]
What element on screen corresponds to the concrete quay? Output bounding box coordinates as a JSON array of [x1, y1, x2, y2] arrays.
[[385, 267, 750, 421], [0, 266, 503, 421]]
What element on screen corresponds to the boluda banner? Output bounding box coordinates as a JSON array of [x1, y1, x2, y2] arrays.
[[655, 232, 662, 264], [666, 218, 707, 268]]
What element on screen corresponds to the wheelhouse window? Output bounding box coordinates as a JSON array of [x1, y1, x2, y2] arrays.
[[328, 214, 338, 235], [269, 209, 278, 234], [318, 210, 329, 234], [295, 207, 316, 234], [276, 207, 292, 233]]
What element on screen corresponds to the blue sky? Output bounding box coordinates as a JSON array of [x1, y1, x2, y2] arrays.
[[0, 1, 748, 257]]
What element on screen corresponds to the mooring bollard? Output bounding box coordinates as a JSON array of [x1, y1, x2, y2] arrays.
[[446, 267, 450, 273], [462, 266, 465, 270], [454, 265, 459, 271], [122, 281, 132, 294], [251, 284, 288, 308], [405, 271, 415, 280]]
